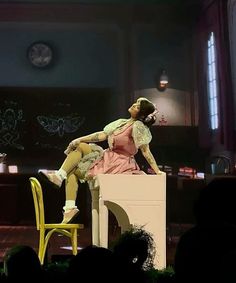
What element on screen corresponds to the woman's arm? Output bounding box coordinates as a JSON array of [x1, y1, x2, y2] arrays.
[[64, 131, 108, 155], [139, 144, 162, 174], [71, 131, 108, 145]]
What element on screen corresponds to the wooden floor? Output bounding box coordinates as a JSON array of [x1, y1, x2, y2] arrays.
[[0, 225, 92, 263], [0, 224, 183, 266]]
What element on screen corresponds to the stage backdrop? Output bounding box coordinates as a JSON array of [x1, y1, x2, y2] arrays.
[[0, 87, 112, 172]]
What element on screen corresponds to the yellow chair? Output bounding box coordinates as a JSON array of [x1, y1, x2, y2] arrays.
[[29, 177, 84, 265]]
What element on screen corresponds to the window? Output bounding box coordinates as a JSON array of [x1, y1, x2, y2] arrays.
[[207, 32, 219, 130]]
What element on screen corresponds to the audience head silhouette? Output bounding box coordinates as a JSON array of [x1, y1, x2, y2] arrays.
[[3, 245, 42, 281], [174, 177, 236, 283], [111, 226, 157, 283], [193, 177, 236, 225], [112, 226, 156, 271], [67, 245, 119, 283], [68, 228, 156, 283]]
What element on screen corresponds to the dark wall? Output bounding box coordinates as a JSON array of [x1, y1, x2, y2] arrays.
[[0, 3, 199, 108], [0, 3, 205, 171], [0, 87, 112, 171], [138, 126, 209, 173]]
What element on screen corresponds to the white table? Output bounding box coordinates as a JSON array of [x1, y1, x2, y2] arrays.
[[88, 173, 166, 270]]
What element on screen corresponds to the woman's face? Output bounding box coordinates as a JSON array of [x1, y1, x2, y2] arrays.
[[128, 100, 141, 118]]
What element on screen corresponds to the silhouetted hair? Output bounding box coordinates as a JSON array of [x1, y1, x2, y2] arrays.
[[112, 226, 156, 271]]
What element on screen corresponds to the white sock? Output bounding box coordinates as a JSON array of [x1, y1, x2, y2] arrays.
[[63, 200, 77, 212], [56, 168, 67, 181]]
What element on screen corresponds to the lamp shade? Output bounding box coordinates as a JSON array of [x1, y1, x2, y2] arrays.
[[160, 70, 168, 84]]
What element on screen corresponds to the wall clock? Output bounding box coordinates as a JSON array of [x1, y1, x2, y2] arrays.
[[28, 42, 53, 68]]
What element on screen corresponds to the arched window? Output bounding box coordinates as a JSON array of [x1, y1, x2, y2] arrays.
[[207, 32, 219, 130]]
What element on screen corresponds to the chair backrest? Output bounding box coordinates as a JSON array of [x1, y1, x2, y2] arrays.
[[29, 177, 45, 230]]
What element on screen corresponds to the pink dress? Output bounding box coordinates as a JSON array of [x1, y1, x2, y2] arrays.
[[76, 119, 152, 181], [87, 123, 144, 178]]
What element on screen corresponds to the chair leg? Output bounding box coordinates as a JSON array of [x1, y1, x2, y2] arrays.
[[38, 229, 46, 265], [71, 228, 78, 255]]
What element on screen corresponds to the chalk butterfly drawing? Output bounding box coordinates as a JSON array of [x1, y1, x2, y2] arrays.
[[37, 115, 85, 137]]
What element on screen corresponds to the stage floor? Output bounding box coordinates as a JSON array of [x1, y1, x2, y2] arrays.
[[0, 224, 185, 266]]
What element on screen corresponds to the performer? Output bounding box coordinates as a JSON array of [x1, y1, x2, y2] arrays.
[[39, 97, 164, 224]]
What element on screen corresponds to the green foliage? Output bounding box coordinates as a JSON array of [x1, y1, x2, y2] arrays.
[[146, 265, 175, 282], [44, 259, 70, 273]]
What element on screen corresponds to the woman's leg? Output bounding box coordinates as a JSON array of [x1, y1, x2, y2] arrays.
[[39, 142, 91, 188], [39, 142, 92, 223], [61, 143, 92, 223], [62, 172, 79, 223], [65, 172, 79, 201]]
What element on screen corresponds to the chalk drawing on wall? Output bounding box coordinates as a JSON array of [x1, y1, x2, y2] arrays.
[[0, 102, 25, 150], [37, 114, 85, 137]]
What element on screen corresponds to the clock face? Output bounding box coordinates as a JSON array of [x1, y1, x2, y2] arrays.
[[28, 42, 53, 67]]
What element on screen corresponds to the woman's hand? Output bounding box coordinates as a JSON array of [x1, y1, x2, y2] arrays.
[[64, 138, 81, 155], [70, 138, 81, 147], [63, 131, 107, 155], [156, 170, 165, 175]]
